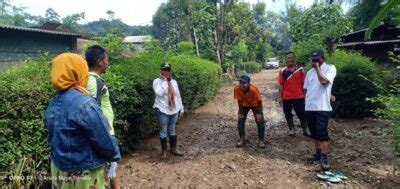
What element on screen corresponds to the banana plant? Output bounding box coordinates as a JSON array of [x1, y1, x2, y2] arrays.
[[365, 0, 400, 40]]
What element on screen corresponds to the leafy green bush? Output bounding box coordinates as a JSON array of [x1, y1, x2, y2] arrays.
[[171, 55, 222, 110], [177, 41, 195, 55], [237, 61, 261, 74], [369, 94, 400, 156], [0, 56, 53, 186], [369, 53, 400, 156], [293, 40, 325, 66], [235, 70, 248, 79], [328, 50, 383, 118], [0, 44, 222, 177]]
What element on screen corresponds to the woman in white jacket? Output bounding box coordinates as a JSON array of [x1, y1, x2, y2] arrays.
[[153, 63, 184, 159]]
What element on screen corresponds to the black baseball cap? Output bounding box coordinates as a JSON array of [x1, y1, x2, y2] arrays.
[[239, 75, 250, 84], [310, 49, 324, 61], [160, 62, 172, 70]]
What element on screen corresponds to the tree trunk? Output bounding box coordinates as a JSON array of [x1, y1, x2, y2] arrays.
[[193, 27, 200, 56], [214, 28, 222, 64], [213, 2, 222, 65], [187, 14, 192, 42]]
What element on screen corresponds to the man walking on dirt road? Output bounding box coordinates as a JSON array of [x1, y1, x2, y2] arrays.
[[278, 52, 311, 137], [304, 49, 336, 171], [234, 75, 266, 148]]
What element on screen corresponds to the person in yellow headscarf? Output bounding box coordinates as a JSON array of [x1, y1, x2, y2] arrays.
[[44, 53, 120, 189]]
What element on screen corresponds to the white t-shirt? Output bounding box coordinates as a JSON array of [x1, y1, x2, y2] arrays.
[[303, 63, 337, 111], [153, 78, 184, 115]]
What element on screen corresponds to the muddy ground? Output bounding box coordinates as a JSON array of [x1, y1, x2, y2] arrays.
[[117, 70, 400, 188]]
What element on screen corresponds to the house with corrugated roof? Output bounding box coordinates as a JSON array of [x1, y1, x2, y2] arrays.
[[123, 35, 152, 54], [0, 22, 91, 66], [337, 23, 400, 64]]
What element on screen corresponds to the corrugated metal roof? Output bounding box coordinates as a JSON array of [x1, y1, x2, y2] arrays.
[[124, 35, 152, 43], [0, 24, 82, 37], [337, 39, 400, 47], [341, 24, 400, 38]]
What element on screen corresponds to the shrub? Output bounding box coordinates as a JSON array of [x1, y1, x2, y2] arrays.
[[369, 94, 400, 156], [0, 56, 53, 186], [177, 41, 195, 55], [235, 70, 248, 79], [81, 34, 131, 63], [237, 61, 261, 74], [369, 53, 400, 156], [293, 40, 325, 66], [328, 50, 383, 118]]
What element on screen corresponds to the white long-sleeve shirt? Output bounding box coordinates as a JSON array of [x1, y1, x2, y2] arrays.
[[153, 78, 184, 115]]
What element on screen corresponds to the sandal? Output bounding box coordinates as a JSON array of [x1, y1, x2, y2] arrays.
[[325, 171, 348, 180], [316, 172, 342, 183]]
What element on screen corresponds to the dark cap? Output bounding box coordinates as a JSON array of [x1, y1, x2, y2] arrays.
[[239, 75, 250, 84], [310, 49, 324, 60], [160, 62, 172, 70]]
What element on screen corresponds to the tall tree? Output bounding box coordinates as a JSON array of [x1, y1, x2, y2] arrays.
[[0, 0, 10, 16], [61, 12, 85, 31], [349, 0, 384, 30], [106, 10, 115, 20], [152, 0, 279, 66], [44, 8, 61, 23], [291, 4, 353, 64]]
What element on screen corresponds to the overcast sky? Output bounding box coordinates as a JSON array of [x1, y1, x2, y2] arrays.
[[11, 0, 350, 26]]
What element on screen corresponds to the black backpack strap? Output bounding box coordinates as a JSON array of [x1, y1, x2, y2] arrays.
[[95, 76, 106, 106]]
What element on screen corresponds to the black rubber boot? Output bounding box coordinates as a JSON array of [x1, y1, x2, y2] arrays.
[[237, 120, 246, 147], [257, 121, 266, 148], [160, 138, 167, 159], [169, 135, 184, 156]]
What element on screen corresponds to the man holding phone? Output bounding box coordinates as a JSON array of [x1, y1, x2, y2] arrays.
[[303, 49, 336, 171]]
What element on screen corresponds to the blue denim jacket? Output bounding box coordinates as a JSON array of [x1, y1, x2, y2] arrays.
[[44, 88, 121, 172]]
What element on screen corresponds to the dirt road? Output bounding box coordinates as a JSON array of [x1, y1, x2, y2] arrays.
[[118, 70, 400, 188]]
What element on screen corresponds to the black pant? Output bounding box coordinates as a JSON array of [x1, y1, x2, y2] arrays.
[[283, 98, 306, 130], [237, 107, 265, 140]]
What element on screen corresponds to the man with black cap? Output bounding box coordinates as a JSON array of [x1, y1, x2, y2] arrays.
[[234, 75, 266, 148], [153, 63, 185, 159], [304, 49, 336, 170]]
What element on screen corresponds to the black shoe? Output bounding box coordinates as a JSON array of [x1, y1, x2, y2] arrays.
[[320, 158, 330, 171], [307, 154, 321, 161]]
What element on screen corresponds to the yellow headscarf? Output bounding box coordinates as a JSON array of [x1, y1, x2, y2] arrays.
[[51, 53, 89, 94]]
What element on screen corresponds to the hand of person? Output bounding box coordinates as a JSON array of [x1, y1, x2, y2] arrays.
[[160, 74, 167, 81], [312, 61, 319, 68], [330, 95, 336, 102], [179, 112, 184, 119]]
